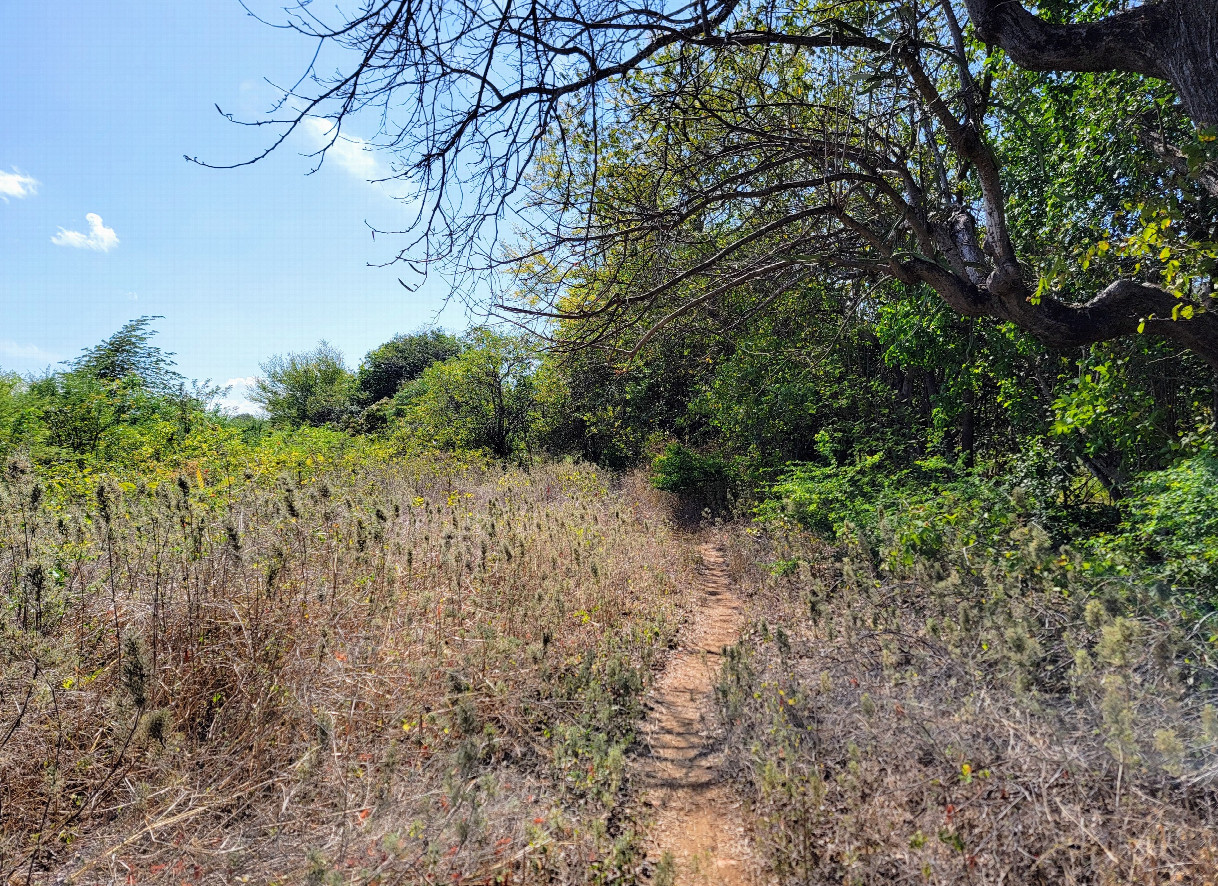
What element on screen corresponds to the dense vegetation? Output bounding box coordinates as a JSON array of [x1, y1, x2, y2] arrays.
[[4, 252, 1216, 885], [5, 0, 1218, 878]]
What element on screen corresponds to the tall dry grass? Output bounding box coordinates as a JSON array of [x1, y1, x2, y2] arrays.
[[0, 456, 695, 885], [717, 523, 1218, 884]]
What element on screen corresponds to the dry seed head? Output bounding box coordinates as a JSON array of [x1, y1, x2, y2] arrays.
[[1154, 728, 1186, 775], [1202, 704, 1218, 744], [1097, 617, 1140, 667], [122, 634, 149, 708], [96, 482, 113, 523], [1084, 599, 1111, 630], [6, 456, 31, 480], [24, 561, 46, 595], [141, 708, 172, 746]]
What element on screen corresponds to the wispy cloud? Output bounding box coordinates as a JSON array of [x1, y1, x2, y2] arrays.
[[0, 168, 39, 201], [304, 118, 379, 179], [0, 340, 58, 364], [52, 213, 119, 252]]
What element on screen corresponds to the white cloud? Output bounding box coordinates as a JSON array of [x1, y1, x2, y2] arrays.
[[216, 377, 264, 416], [304, 117, 379, 179], [52, 213, 119, 252], [0, 168, 39, 201], [0, 339, 57, 364]]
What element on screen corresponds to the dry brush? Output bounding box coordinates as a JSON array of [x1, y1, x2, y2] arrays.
[[0, 456, 696, 885]]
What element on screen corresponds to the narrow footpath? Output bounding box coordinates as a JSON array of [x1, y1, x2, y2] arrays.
[[636, 542, 768, 885]]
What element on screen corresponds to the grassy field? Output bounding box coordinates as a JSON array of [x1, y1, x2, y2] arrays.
[[6, 443, 1218, 886], [0, 456, 696, 885]]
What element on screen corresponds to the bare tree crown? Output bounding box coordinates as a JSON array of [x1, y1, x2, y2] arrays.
[[216, 0, 1218, 366]]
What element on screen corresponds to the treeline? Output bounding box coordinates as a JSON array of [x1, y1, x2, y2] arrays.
[[246, 286, 1217, 525], [244, 287, 1218, 607], [4, 297, 1216, 533]]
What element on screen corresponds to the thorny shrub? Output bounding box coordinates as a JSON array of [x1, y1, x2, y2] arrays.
[[0, 454, 696, 885], [716, 503, 1218, 884]]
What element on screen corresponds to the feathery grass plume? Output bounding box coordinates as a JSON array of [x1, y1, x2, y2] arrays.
[[95, 481, 112, 524], [283, 486, 299, 518], [140, 708, 172, 747], [0, 458, 693, 884], [224, 520, 241, 554]]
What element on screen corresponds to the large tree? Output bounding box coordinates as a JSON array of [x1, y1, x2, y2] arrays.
[[252, 341, 356, 427], [355, 329, 461, 404], [961, 0, 1218, 126], [220, 0, 1218, 367]]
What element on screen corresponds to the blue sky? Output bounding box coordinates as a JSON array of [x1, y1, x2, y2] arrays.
[[0, 1, 468, 411]]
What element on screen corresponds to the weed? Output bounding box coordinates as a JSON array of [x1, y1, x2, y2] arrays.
[[719, 510, 1218, 883], [0, 454, 693, 884]]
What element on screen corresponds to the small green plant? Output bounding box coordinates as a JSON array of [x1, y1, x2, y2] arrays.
[[652, 850, 677, 886]]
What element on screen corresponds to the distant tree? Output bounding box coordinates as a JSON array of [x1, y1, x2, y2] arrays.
[[0, 372, 28, 460], [9, 319, 213, 464], [25, 371, 131, 461], [252, 342, 356, 427], [402, 330, 536, 457], [356, 329, 461, 405], [72, 316, 183, 394]]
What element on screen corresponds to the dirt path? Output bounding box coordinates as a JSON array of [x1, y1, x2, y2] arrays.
[[635, 542, 767, 886]]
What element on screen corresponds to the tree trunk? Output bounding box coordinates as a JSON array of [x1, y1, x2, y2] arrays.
[[963, 0, 1218, 125], [960, 389, 976, 468]]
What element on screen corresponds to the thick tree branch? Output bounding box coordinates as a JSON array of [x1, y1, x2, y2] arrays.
[[1140, 129, 1218, 197], [963, 0, 1218, 124], [909, 258, 1218, 368]]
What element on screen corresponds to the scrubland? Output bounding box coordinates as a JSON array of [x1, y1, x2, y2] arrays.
[[0, 456, 695, 885], [717, 497, 1218, 884]]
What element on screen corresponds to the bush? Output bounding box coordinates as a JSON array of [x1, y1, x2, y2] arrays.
[[1099, 451, 1218, 602], [721, 483, 1218, 884], [252, 341, 356, 427], [758, 455, 886, 536], [650, 443, 737, 515], [394, 329, 537, 458]]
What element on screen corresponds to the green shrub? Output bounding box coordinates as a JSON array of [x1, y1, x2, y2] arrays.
[[650, 443, 728, 492], [650, 443, 739, 515], [759, 455, 885, 536], [1099, 452, 1218, 601]]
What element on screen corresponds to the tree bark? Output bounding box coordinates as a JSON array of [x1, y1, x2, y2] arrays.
[[960, 388, 975, 468], [963, 0, 1218, 125], [904, 256, 1218, 370]]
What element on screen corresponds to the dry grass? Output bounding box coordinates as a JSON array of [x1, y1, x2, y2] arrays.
[[0, 456, 696, 885], [716, 523, 1218, 885]]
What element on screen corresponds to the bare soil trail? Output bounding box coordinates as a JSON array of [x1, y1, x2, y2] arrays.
[[635, 541, 769, 886]]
